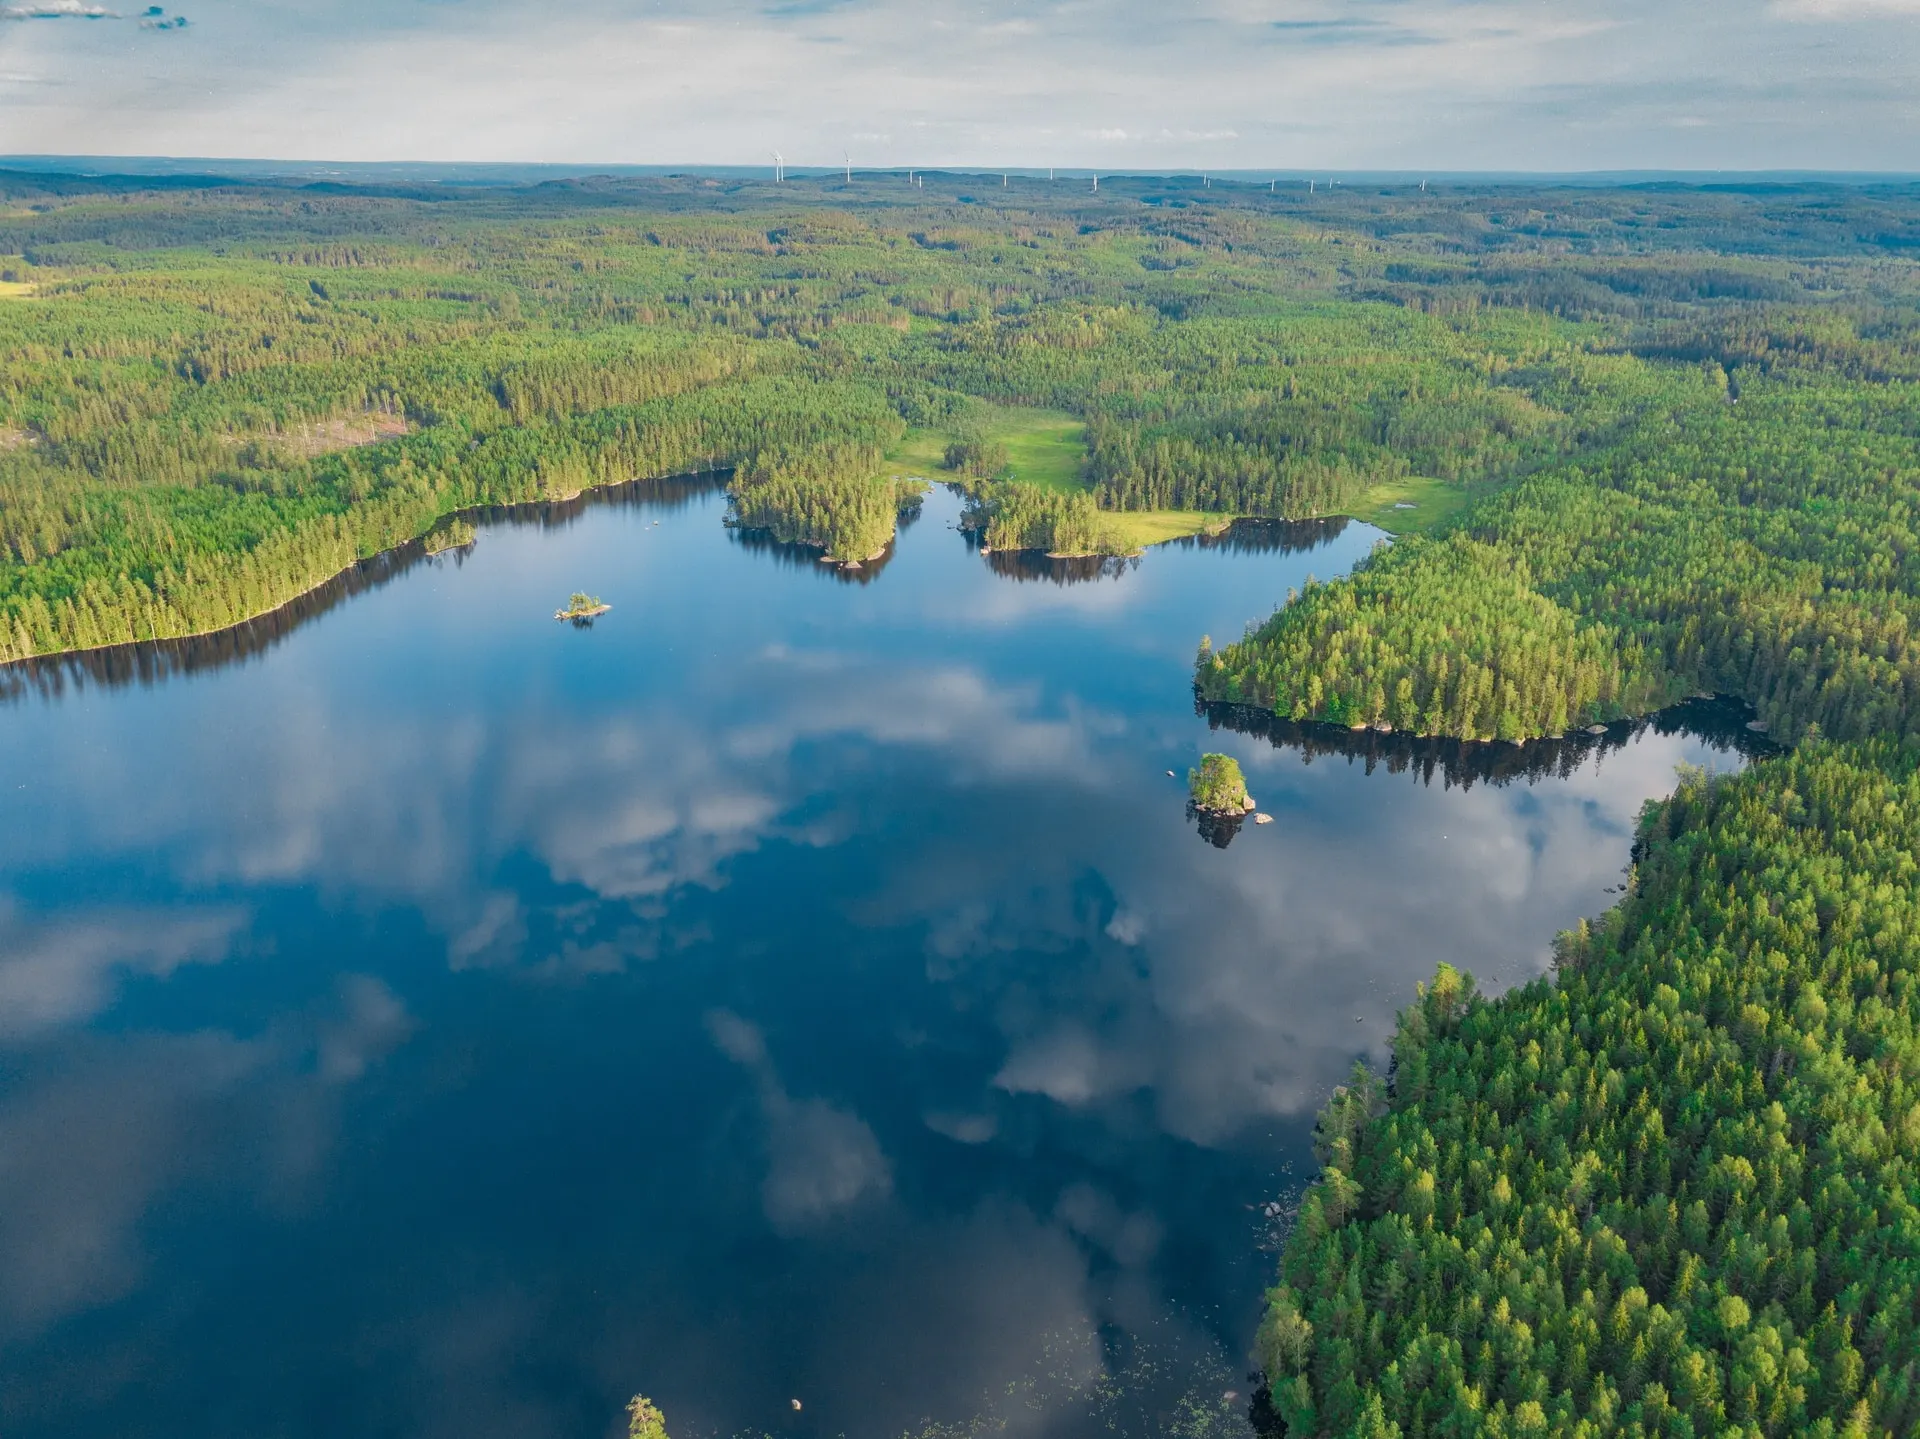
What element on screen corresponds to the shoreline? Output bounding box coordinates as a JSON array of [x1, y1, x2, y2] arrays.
[[0, 468, 728, 677]]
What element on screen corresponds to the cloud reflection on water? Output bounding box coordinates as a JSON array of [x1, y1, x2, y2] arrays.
[[0, 485, 1758, 1437]]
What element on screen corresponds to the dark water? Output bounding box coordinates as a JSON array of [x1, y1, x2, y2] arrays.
[[0, 483, 1765, 1439]]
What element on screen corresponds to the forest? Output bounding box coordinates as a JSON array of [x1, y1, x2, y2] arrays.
[[9, 167, 1913, 663], [7, 165, 1920, 1436], [1264, 744, 1920, 1438]]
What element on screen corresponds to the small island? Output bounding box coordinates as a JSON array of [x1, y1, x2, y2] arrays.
[[555, 591, 611, 622], [1188, 752, 1255, 815]]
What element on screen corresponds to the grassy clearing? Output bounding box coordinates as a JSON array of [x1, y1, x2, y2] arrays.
[[1104, 510, 1234, 549], [884, 409, 1222, 551], [987, 406, 1087, 491], [1346, 475, 1471, 536], [884, 428, 951, 476], [885, 405, 1088, 490], [0, 280, 37, 299]]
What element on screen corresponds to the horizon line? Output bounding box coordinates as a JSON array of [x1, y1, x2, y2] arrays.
[[3, 156, 1919, 187]]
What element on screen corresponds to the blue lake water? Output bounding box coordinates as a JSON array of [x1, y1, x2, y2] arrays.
[[0, 482, 1765, 1439]]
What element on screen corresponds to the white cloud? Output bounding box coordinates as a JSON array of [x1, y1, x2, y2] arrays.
[[0, 982, 414, 1345], [0, 0, 1912, 167], [994, 1025, 1105, 1106], [0, 899, 242, 1040], [317, 975, 414, 1083], [1772, 0, 1920, 15], [1, 0, 115, 19], [707, 1009, 892, 1232], [923, 1109, 999, 1143], [1054, 1182, 1163, 1266], [760, 1095, 892, 1231]]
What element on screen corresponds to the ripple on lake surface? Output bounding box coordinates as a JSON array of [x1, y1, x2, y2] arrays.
[[0, 483, 1755, 1439]]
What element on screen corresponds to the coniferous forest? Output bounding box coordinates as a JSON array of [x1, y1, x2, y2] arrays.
[[8, 166, 1920, 1436]]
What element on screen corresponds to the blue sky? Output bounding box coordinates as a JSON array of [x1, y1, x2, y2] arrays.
[[0, 0, 1915, 170]]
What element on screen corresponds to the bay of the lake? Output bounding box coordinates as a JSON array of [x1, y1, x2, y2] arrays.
[[0, 482, 1764, 1439]]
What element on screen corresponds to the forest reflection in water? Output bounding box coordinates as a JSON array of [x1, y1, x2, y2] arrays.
[[1174, 516, 1353, 557], [1201, 694, 1777, 802], [0, 472, 728, 703], [977, 517, 1351, 587], [724, 526, 904, 584], [0, 481, 1760, 1439], [0, 483, 1354, 701]]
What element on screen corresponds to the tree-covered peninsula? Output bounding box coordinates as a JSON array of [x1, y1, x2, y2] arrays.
[[1175, 191, 1920, 1435], [724, 441, 925, 565], [1263, 744, 1920, 1437]]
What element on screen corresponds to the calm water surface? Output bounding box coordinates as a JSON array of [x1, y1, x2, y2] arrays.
[[0, 483, 1761, 1439]]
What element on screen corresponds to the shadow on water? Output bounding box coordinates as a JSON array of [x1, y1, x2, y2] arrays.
[[1168, 516, 1352, 556], [723, 479, 927, 585], [1188, 799, 1249, 849], [972, 517, 1352, 587], [724, 528, 902, 585], [982, 548, 1142, 585], [1199, 693, 1781, 794], [0, 472, 728, 704]]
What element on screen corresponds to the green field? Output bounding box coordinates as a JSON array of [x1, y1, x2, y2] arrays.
[[887, 410, 1222, 548], [1102, 510, 1233, 549], [1345, 474, 1473, 536], [885, 406, 1087, 490], [989, 407, 1088, 490]]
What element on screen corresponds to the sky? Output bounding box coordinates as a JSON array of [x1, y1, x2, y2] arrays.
[[0, 0, 1916, 171]]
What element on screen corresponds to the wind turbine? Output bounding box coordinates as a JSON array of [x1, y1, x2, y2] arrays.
[[771, 151, 784, 184], [845, 151, 852, 184]]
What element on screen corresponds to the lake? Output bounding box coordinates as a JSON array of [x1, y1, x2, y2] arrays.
[[0, 481, 1766, 1439]]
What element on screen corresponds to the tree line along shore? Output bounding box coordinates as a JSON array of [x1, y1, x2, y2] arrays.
[[6, 168, 1920, 1435]]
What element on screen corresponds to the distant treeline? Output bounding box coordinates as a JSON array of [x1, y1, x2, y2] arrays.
[[9, 174, 1919, 660]]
